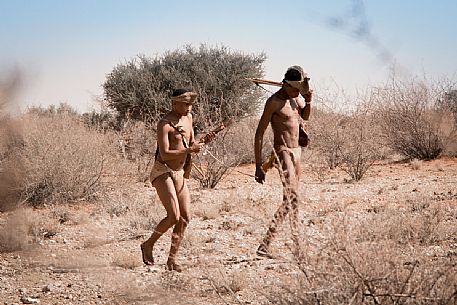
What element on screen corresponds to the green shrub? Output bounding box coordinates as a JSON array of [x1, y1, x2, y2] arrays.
[[103, 44, 266, 131]]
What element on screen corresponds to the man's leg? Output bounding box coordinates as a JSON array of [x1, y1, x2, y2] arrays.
[[257, 194, 294, 258], [258, 151, 298, 257], [289, 154, 301, 257], [167, 173, 191, 272], [141, 174, 180, 265]]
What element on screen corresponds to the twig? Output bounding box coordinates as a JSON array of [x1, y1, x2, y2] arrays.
[[337, 246, 380, 304], [204, 276, 232, 305], [203, 148, 255, 178]]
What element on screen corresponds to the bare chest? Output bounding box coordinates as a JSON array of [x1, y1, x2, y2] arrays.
[[272, 99, 300, 122], [168, 120, 192, 146]]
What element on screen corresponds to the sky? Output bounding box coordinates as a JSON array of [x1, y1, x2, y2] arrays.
[[1, 0, 457, 113]]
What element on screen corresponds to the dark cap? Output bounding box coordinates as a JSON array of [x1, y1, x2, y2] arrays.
[[284, 66, 308, 81], [283, 66, 310, 96]]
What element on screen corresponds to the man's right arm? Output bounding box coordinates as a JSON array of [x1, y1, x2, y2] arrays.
[[254, 100, 275, 183]]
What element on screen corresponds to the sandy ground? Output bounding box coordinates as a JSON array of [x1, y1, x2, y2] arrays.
[[1, 158, 456, 304]]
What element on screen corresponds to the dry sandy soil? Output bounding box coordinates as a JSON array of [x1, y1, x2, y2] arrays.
[[1, 157, 456, 304]]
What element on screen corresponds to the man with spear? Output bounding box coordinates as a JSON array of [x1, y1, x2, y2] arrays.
[[253, 66, 312, 258]]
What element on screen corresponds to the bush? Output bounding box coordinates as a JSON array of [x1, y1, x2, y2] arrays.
[[103, 44, 266, 132], [112, 120, 156, 181], [309, 89, 386, 181], [263, 201, 457, 305], [17, 113, 119, 205], [373, 79, 456, 160], [339, 109, 385, 181], [309, 108, 348, 169], [191, 116, 272, 188]]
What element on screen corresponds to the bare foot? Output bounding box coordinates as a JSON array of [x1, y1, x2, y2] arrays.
[[166, 259, 182, 272], [140, 242, 154, 265]]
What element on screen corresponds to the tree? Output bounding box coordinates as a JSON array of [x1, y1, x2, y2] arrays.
[[103, 44, 266, 132]]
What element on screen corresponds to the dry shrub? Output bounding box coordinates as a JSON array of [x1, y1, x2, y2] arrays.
[[338, 110, 385, 181], [263, 196, 457, 304], [311, 105, 385, 181], [17, 113, 120, 205], [203, 267, 248, 304], [310, 84, 391, 181], [192, 116, 272, 189], [112, 119, 156, 181], [374, 78, 457, 160], [208, 270, 247, 295], [436, 110, 457, 157], [308, 86, 355, 170], [221, 116, 272, 165], [310, 109, 347, 169]]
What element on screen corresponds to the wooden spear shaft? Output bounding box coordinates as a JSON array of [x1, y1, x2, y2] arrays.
[[246, 78, 283, 87]]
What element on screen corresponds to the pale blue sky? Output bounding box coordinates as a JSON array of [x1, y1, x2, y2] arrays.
[[1, 0, 456, 112]]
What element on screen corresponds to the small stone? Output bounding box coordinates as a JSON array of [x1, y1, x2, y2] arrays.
[[147, 267, 160, 273], [42, 284, 54, 292], [20, 296, 40, 304], [18, 288, 28, 294]]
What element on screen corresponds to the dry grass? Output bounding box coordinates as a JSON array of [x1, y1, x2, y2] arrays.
[[111, 252, 142, 269], [410, 158, 422, 170], [260, 193, 457, 305], [100, 186, 161, 236]]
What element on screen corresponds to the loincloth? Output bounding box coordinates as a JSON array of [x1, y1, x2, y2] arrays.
[[149, 160, 184, 184], [275, 146, 301, 165], [262, 146, 302, 172]]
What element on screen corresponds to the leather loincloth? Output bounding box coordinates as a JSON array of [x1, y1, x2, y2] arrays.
[[149, 160, 184, 184]]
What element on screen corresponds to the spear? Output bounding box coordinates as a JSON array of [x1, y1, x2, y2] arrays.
[[246, 78, 283, 87]]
